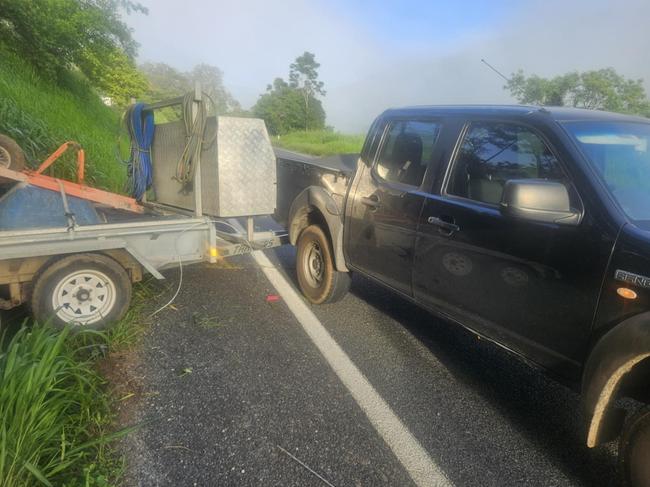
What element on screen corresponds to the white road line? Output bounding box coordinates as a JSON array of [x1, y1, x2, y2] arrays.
[[252, 250, 452, 487]]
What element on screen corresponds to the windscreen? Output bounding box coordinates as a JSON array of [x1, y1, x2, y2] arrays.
[[564, 121, 650, 224]]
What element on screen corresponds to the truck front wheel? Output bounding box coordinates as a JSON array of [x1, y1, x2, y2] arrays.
[[296, 225, 350, 304], [620, 405, 650, 486], [31, 253, 132, 330]]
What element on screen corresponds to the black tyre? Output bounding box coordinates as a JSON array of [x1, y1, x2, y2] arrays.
[[619, 405, 650, 487], [31, 253, 132, 330], [0, 134, 26, 171], [296, 225, 350, 304]]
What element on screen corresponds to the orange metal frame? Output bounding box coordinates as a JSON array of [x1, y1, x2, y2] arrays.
[[35, 141, 86, 184], [0, 141, 143, 214]]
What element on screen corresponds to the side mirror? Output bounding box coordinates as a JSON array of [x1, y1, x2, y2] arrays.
[[500, 179, 581, 225]]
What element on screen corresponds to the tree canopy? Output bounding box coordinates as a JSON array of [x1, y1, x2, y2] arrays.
[[506, 68, 650, 116], [290, 52, 326, 131], [139, 62, 242, 115], [0, 0, 147, 105], [253, 52, 326, 135]]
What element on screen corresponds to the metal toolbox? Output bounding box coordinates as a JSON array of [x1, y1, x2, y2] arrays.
[[151, 116, 277, 217]]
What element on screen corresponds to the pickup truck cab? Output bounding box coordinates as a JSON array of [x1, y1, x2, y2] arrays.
[[278, 105, 650, 485]]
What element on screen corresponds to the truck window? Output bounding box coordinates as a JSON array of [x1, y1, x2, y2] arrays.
[[564, 121, 650, 224], [361, 118, 384, 163], [447, 122, 566, 205], [374, 120, 441, 187]]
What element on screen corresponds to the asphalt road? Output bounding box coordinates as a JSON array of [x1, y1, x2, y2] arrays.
[[122, 245, 619, 486]]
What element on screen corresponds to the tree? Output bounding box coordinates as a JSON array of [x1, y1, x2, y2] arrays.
[[253, 77, 326, 135], [189, 64, 241, 114], [0, 0, 147, 103], [252, 53, 327, 134], [79, 48, 147, 106], [253, 78, 303, 135], [139, 62, 190, 99], [139, 62, 241, 115], [289, 52, 326, 130], [506, 68, 650, 116]]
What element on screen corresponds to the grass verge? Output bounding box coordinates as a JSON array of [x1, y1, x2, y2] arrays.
[[273, 130, 364, 156], [104, 282, 155, 351], [0, 325, 125, 486], [0, 283, 152, 486]]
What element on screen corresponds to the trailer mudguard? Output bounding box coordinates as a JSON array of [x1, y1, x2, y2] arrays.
[[288, 186, 348, 272], [583, 311, 650, 447]]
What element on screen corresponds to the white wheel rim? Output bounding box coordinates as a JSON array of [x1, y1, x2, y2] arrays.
[[51, 269, 117, 325], [0, 146, 11, 168]]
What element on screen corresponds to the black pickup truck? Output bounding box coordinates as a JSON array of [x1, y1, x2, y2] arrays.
[[276, 105, 650, 485]]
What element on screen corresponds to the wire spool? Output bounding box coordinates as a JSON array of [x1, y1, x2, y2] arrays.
[[174, 92, 217, 191], [124, 104, 154, 200], [124, 91, 216, 200]]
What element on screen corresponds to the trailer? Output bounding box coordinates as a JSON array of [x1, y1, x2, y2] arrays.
[[0, 91, 286, 329]]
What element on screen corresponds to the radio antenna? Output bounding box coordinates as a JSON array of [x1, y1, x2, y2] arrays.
[[481, 58, 510, 83]]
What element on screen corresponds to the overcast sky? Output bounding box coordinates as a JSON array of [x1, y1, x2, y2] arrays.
[[126, 0, 650, 133]]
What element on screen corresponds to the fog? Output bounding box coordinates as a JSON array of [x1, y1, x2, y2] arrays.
[[129, 0, 650, 133]]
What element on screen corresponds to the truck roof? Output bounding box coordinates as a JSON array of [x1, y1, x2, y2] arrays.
[[381, 105, 650, 123]]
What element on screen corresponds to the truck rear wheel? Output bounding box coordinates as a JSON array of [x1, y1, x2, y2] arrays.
[[619, 405, 650, 487], [296, 225, 350, 304], [31, 253, 132, 330], [0, 134, 26, 171]]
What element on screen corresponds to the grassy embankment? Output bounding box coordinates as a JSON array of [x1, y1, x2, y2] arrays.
[[0, 47, 125, 192], [274, 129, 364, 156], [0, 46, 149, 485]]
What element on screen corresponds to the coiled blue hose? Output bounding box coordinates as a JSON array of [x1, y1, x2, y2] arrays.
[[125, 103, 154, 201]]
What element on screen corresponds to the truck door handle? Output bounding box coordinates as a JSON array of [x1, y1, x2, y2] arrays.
[[361, 195, 381, 209], [427, 216, 460, 234]]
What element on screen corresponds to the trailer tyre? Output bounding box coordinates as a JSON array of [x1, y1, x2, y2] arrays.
[[31, 253, 132, 330], [0, 134, 26, 171], [296, 225, 350, 304], [619, 405, 650, 487]]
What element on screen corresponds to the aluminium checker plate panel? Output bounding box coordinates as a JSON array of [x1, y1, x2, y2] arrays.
[[213, 116, 276, 217], [151, 116, 276, 217]]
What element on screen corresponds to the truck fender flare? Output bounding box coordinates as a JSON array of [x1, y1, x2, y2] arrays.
[[288, 186, 348, 272], [582, 311, 650, 447]]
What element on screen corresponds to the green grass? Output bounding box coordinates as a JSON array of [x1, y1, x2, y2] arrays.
[[0, 46, 127, 192], [0, 325, 134, 486], [105, 281, 155, 350], [273, 130, 364, 156], [0, 283, 153, 487]]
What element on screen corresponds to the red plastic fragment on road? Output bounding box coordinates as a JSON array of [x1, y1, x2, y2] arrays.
[[266, 294, 281, 303]]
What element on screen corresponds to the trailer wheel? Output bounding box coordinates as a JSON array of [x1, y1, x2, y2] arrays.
[[619, 405, 650, 487], [31, 253, 132, 330], [0, 134, 26, 171], [296, 225, 350, 304]]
